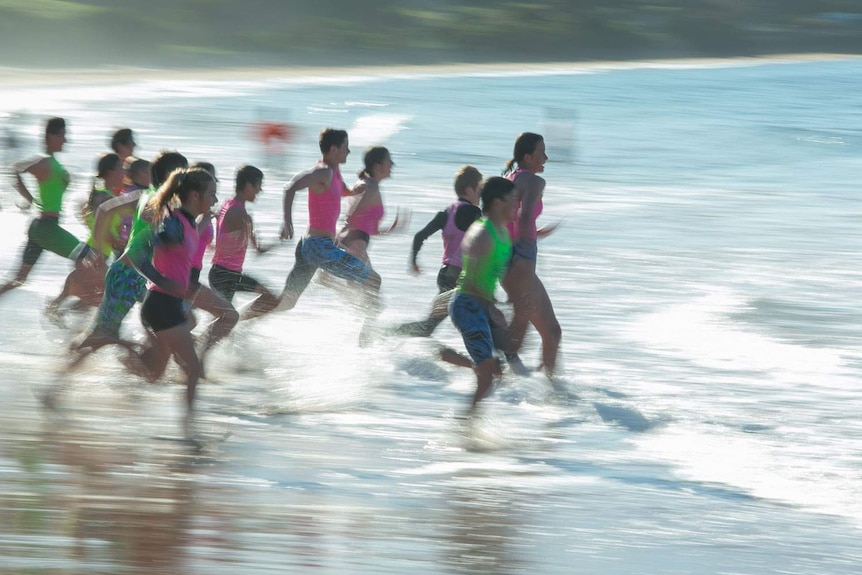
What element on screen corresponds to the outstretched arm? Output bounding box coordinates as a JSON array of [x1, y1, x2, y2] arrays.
[[410, 210, 447, 272]]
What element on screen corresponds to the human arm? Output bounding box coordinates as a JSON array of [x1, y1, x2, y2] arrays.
[[10, 155, 47, 205], [410, 210, 447, 273]]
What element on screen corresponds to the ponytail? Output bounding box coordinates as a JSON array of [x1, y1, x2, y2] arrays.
[[503, 132, 543, 176], [145, 167, 214, 225], [359, 146, 390, 179]]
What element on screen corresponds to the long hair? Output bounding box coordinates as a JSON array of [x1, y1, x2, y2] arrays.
[[145, 167, 214, 226], [502, 132, 543, 176]]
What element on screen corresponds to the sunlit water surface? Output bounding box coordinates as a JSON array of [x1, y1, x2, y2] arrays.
[[1, 57, 861, 574]]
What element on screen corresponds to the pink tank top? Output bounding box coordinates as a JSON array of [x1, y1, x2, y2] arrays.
[[441, 199, 470, 267], [192, 215, 213, 270], [307, 164, 343, 236], [149, 210, 199, 294], [212, 198, 249, 272], [506, 169, 543, 242], [346, 201, 384, 235]]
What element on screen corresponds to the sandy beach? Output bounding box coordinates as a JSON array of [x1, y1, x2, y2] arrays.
[[0, 53, 858, 88]]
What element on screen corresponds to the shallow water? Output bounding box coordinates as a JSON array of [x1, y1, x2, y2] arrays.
[[1, 57, 861, 574]]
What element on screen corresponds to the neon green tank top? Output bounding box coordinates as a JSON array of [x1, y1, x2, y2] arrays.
[[124, 187, 157, 260], [456, 218, 512, 301], [35, 155, 70, 213]]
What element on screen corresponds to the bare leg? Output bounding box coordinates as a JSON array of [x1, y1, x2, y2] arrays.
[[192, 285, 239, 361], [527, 276, 561, 377], [469, 357, 498, 414]]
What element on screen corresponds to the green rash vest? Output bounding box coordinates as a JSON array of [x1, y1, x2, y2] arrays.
[[123, 186, 157, 261], [34, 155, 70, 213], [456, 218, 512, 302], [85, 188, 116, 256]]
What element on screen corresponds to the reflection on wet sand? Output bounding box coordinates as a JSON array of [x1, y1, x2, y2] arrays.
[[441, 481, 526, 575]]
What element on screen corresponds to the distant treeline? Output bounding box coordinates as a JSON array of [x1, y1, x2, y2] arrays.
[[1, 0, 861, 68]]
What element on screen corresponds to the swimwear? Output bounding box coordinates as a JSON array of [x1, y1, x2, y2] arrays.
[[141, 290, 187, 332], [208, 263, 262, 303], [449, 293, 494, 365], [283, 235, 373, 296]]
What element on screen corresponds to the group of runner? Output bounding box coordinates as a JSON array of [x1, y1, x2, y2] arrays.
[[1, 119, 562, 423]]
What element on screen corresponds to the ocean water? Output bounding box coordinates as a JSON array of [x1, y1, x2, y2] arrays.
[[1, 57, 861, 574]]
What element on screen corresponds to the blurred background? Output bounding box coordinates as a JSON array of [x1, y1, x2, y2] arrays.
[[0, 0, 861, 68]]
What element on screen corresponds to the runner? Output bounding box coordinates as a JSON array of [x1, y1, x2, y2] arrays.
[[501, 132, 562, 377], [271, 128, 381, 340], [208, 164, 278, 317], [449, 176, 514, 413], [0, 117, 97, 301], [136, 167, 217, 433]]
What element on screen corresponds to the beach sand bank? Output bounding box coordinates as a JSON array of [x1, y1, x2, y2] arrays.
[[0, 53, 858, 88]]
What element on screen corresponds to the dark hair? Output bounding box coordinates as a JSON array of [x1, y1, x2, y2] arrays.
[[235, 164, 263, 192], [83, 152, 122, 219], [96, 152, 122, 179], [454, 165, 482, 196], [318, 128, 348, 154], [146, 167, 215, 225], [45, 117, 65, 136], [150, 150, 188, 188], [358, 146, 390, 178], [480, 176, 515, 215], [125, 156, 150, 181], [503, 132, 544, 176], [110, 128, 135, 152], [190, 161, 218, 182]]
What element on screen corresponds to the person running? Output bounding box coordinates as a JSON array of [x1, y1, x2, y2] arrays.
[[501, 132, 561, 377], [183, 161, 239, 367], [449, 176, 514, 413], [110, 128, 136, 162], [122, 157, 151, 193], [208, 164, 278, 317], [271, 128, 381, 337], [0, 117, 97, 301], [395, 165, 483, 338], [336, 146, 402, 263], [70, 151, 188, 353], [136, 167, 217, 433], [47, 152, 124, 313]]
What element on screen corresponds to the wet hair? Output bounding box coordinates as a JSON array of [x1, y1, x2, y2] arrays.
[[358, 146, 390, 178], [318, 128, 348, 154], [503, 132, 544, 176], [454, 165, 482, 196], [145, 167, 215, 226], [235, 164, 263, 192], [190, 161, 218, 182], [150, 150, 188, 188], [110, 128, 135, 152], [480, 176, 515, 215], [45, 117, 65, 136], [124, 156, 150, 184]]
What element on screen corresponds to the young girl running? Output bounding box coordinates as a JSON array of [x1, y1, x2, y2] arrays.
[[48, 153, 124, 313], [208, 164, 278, 317], [501, 132, 562, 377], [137, 167, 217, 429], [336, 146, 402, 264]]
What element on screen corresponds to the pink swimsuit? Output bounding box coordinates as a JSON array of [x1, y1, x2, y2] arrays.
[[346, 201, 384, 236], [148, 210, 199, 294], [506, 168, 543, 244], [212, 198, 249, 272], [308, 164, 344, 236]]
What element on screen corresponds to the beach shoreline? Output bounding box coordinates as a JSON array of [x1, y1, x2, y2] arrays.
[[0, 53, 859, 88]]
